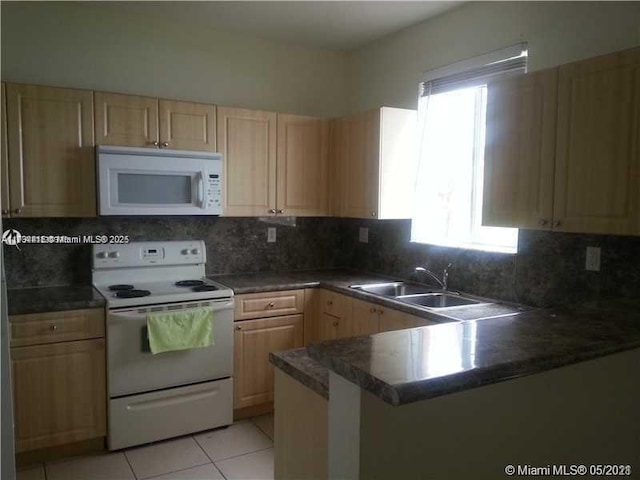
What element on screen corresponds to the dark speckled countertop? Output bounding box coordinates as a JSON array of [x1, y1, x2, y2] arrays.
[[306, 298, 640, 406], [7, 285, 106, 316], [211, 269, 530, 324], [269, 348, 329, 399]]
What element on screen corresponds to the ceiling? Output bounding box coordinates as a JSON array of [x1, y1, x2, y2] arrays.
[[99, 1, 463, 51]]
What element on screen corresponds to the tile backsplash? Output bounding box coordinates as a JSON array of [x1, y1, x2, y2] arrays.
[[2, 217, 347, 288], [3, 216, 639, 308], [340, 219, 640, 308]]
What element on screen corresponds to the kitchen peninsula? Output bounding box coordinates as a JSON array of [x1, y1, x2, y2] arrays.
[[271, 298, 640, 480]]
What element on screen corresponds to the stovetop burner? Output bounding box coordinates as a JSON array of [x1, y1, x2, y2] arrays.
[[192, 285, 218, 292], [114, 289, 151, 299], [109, 284, 135, 291], [175, 280, 205, 287]]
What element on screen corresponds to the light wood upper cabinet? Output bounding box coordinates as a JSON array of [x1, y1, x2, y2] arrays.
[[6, 84, 96, 217], [335, 107, 417, 219], [217, 106, 277, 216], [233, 314, 303, 409], [553, 47, 640, 235], [12, 338, 106, 452], [483, 68, 558, 230], [96, 92, 217, 151], [483, 47, 640, 236], [1, 83, 9, 217], [159, 99, 216, 151], [94, 92, 159, 148], [277, 114, 330, 216]]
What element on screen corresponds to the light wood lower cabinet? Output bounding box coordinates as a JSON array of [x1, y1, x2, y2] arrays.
[[11, 339, 106, 453], [10, 308, 107, 453], [379, 310, 435, 332], [233, 314, 304, 409]]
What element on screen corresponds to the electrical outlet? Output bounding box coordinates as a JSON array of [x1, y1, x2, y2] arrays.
[[585, 246, 601, 271], [267, 227, 276, 243], [359, 227, 369, 243]]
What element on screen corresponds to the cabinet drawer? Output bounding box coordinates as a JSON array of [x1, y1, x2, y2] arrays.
[[320, 290, 346, 317], [234, 290, 304, 320], [10, 308, 105, 347]]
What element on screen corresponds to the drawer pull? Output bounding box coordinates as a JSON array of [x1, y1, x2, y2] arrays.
[[50, 325, 58, 332], [370, 307, 376, 313], [267, 302, 275, 308], [235, 326, 242, 331], [332, 321, 338, 327], [327, 301, 333, 306]]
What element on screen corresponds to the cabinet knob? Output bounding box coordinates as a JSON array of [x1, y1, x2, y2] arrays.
[[268, 209, 276, 214], [327, 300, 333, 306], [371, 212, 376, 217], [370, 307, 376, 313], [332, 321, 338, 327], [554, 220, 562, 228], [378, 309, 384, 315], [162, 142, 170, 147], [50, 325, 57, 332], [277, 209, 284, 214], [267, 302, 275, 308], [13, 207, 22, 214], [235, 326, 242, 331], [1, 209, 8, 215], [151, 141, 159, 147], [539, 219, 548, 226]]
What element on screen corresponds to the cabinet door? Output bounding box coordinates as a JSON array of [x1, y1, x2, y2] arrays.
[[159, 99, 216, 151], [554, 47, 640, 235], [217, 106, 277, 216], [6, 84, 96, 217], [329, 117, 349, 216], [276, 114, 330, 216], [483, 69, 558, 230], [234, 314, 303, 409], [1, 83, 9, 217], [11, 339, 106, 452], [343, 110, 380, 219], [94, 91, 159, 147], [318, 313, 340, 342], [340, 298, 379, 338]]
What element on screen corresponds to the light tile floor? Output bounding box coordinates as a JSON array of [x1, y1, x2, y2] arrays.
[[17, 414, 274, 480]]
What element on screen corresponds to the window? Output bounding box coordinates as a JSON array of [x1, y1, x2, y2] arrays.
[[411, 44, 527, 254]]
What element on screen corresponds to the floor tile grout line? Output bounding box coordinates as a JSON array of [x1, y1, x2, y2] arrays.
[[189, 435, 229, 480], [141, 459, 217, 480], [213, 445, 274, 465], [122, 450, 140, 480]]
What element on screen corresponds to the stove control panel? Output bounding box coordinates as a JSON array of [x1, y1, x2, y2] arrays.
[[92, 241, 206, 269]]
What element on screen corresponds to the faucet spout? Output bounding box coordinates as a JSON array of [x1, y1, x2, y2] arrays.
[[414, 263, 452, 291]]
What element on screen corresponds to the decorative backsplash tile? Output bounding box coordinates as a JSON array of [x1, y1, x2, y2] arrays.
[[3, 216, 639, 308]]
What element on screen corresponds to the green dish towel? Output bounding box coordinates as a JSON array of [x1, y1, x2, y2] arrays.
[[147, 307, 214, 354]]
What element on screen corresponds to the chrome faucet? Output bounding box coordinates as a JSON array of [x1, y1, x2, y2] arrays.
[[414, 263, 452, 291]]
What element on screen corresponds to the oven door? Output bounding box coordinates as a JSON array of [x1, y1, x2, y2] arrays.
[[97, 146, 222, 216], [107, 298, 233, 397]]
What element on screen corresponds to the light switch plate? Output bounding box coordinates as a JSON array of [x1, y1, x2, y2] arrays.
[[359, 227, 369, 243], [267, 227, 276, 243], [585, 246, 601, 271]]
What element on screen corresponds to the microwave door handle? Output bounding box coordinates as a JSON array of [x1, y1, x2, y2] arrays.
[[197, 172, 205, 208]]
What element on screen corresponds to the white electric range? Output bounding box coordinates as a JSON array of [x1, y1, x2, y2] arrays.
[[92, 240, 234, 450]]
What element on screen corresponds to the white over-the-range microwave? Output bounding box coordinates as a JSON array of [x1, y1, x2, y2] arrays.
[[97, 146, 223, 216]]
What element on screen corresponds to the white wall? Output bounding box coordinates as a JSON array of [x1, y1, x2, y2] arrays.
[[349, 1, 640, 112], [0, 2, 349, 117]]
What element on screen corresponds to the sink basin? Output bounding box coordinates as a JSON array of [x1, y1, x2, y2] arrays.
[[397, 293, 480, 308], [350, 282, 436, 297]]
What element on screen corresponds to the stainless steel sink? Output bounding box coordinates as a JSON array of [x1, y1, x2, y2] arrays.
[[350, 282, 436, 297], [397, 293, 480, 308]]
